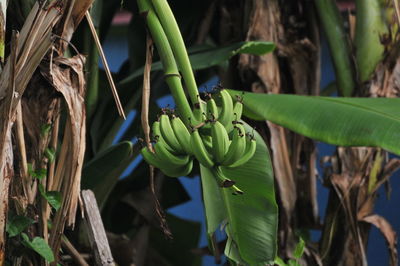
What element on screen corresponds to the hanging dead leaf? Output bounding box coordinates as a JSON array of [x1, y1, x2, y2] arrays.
[[361, 214, 398, 266]]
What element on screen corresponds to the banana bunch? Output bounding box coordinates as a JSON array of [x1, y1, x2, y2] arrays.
[[140, 89, 256, 193], [141, 110, 194, 178]]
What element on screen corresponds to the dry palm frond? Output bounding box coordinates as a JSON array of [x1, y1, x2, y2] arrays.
[[0, 2, 62, 263], [1, 0, 96, 262], [45, 54, 87, 252]]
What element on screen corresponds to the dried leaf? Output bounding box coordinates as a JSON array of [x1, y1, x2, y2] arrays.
[[44, 55, 87, 255], [44, 54, 86, 225], [361, 214, 398, 266]]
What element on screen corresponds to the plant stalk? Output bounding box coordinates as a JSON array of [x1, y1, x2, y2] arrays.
[[355, 0, 388, 82], [314, 0, 355, 96], [150, 0, 203, 111], [137, 0, 194, 126]]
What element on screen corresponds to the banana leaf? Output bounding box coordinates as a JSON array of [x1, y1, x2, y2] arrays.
[[119, 41, 275, 86], [200, 122, 278, 265], [82, 141, 138, 207], [228, 90, 400, 155], [199, 165, 226, 251]]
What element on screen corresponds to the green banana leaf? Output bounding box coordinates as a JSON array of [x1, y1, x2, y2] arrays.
[[82, 141, 138, 207], [199, 165, 226, 251], [200, 122, 278, 265], [119, 41, 275, 86], [228, 90, 400, 155]]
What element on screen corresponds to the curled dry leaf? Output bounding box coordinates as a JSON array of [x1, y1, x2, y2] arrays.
[[42, 54, 86, 229], [361, 214, 398, 266]]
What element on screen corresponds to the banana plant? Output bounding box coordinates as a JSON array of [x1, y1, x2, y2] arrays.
[[136, 0, 278, 264], [135, 0, 400, 265]]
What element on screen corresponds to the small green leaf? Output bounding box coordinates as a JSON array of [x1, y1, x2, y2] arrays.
[[28, 166, 47, 180], [21, 233, 55, 262], [44, 148, 56, 163], [232, 41, 275, 56], [27, 164, 34, 176], [38, 184, 62, 211], [36, 168, 47, 179], [44, 192, 62, 211], [6, 215, 34, 237], [288, 259, 300, 266], [40, 124, 52, 136], [274, 256, 288, 266], [293, 237, 305, 259]]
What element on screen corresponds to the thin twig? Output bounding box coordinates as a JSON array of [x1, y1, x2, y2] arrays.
[[142, 33, 172, 239], [13, 31, 33, 204], [61, 237, 90, 266], [85, 11, 126, 119], [142, 34, 153, 149], [15, 102, 30, 200]]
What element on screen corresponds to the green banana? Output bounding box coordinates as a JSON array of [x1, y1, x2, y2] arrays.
[[218, 89, 234, 128], [211, 120, 230, 163], [193, 104, 206, 125], [159, 113, 185, 153], [192, 94, 207, 125], [232, 95, 243, 122], [206, 94, 219, 121], [190, 129, 214, 168], [152, 120, 173, 151], [160, 159, 194, 177], [227, 133, 256, 168], [154, 139, 190, 167], [141, 146, 163, 169], [171, 115, 192, 154], [202, 134, 213, 153], [221, 123, 246, 166]]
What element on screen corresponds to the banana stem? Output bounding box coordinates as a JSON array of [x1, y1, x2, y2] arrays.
[[355, 0, 388, 82], [314, 0, 355, 96], [150, 0, 203, 110], [214, 167, 244, 195], [137, 0, 194, 125]]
